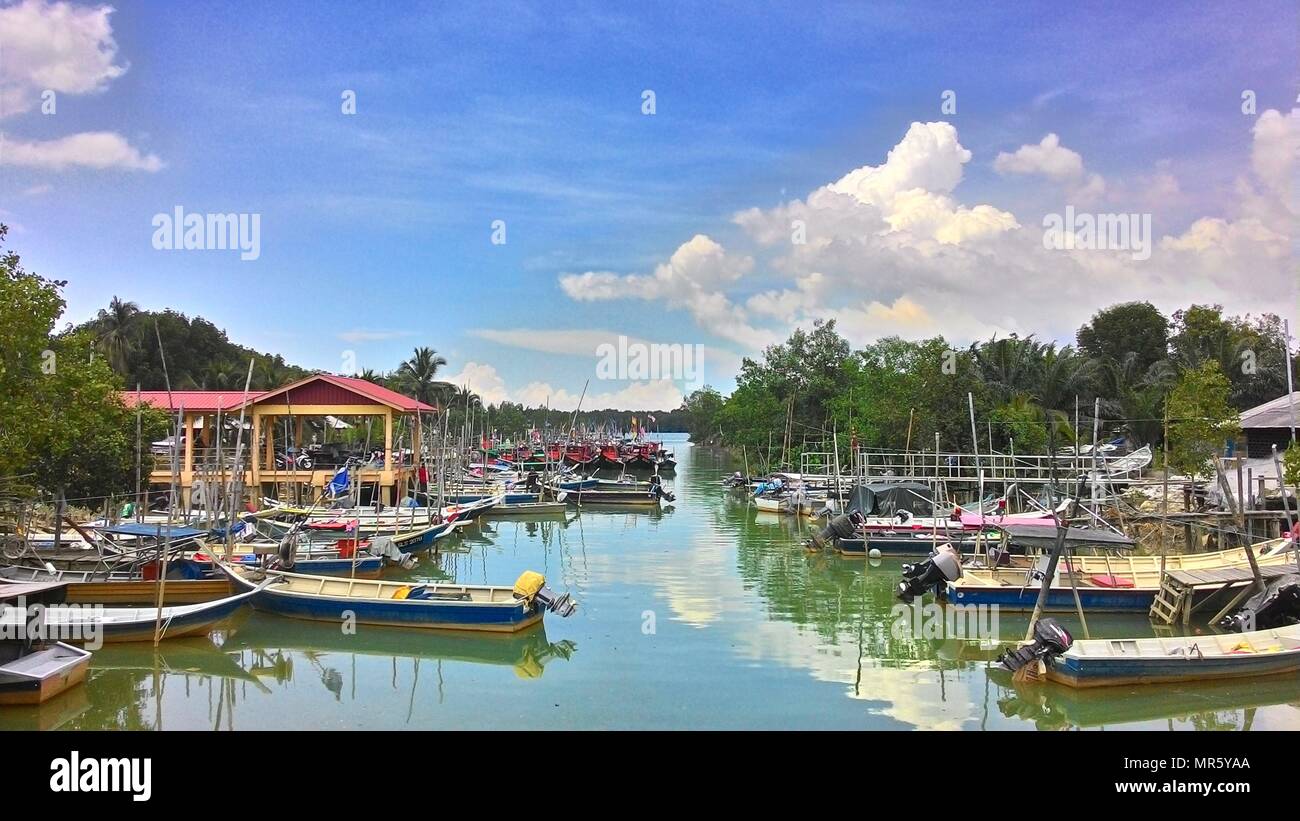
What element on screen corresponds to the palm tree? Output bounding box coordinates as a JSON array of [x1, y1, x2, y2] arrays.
[[95, 296, 140, 376], [357, 368, 383, 384], [397, 346, 449, 406], [256, 356, 290, 389]]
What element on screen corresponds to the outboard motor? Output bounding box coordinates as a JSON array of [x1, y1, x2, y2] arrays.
[[1219, 573, 1300, 632], [513, 571, 578, 617], [808, 510, 865, 550], [997, 618, 1073, 673], [525, 470, 541, 493], [649, 473, 675, 503], [276, 532, 299, 570], [896, 543, 962, 603]]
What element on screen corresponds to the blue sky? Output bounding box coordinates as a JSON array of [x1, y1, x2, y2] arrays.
[[2, 0, 1296, 408]]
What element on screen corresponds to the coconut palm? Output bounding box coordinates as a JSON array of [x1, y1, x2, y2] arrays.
[[95, 296, 140, 375], [397, 346, 449, 406]]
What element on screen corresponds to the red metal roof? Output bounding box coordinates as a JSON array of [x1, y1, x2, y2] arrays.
[[126, 390, 265, 412], [121, 375, 434, 413]]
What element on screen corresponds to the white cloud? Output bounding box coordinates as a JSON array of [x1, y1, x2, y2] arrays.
[[995, 133, 1105, 204], [22, 183, 52, 196], [0, 0, 126, 118], [994, 133, 1084, 181], [0, 131, 163, 171], [551, 113, 1296, 371]]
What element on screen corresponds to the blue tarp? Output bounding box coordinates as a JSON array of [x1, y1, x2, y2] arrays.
[[98, 522, 207, 539]]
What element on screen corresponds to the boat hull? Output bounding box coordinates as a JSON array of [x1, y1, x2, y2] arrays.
[[948, 582, 1154, 612], [1048, 647, 1300, 688], [0, 643, 91, 706]]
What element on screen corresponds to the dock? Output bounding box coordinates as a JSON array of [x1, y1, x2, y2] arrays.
[[1150, 564, 1298, 625]]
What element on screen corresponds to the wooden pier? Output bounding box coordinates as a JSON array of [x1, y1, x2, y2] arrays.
[[1150, 564, 1297, 626]]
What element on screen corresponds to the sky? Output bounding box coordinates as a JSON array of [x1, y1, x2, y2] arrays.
[[1, 0, 1296, 410]]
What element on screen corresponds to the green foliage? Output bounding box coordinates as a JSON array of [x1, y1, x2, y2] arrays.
[[1283, 441, 1300, 489], [1076, 301, 1169, 374], [67, 302, 309, 391], [0, 227, 170, 500], [1165, 361, 1241, 480]]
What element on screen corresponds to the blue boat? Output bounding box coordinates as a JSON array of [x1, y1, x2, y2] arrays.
[[949, 582, 1154, 612], [1044, 623, 1300, 687], [221, 565, 576, 633]]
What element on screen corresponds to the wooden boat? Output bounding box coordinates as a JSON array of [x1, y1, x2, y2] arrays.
[[1045, 622, 1300, 687], [952, 537, 1297, 612], [0, 582, 92, 706], [221, 564, 572, 633], [485, 501, 568, 518], [1, 565, 234, 605], [564, 488, 665, 507], [0, 585, 260, 643]]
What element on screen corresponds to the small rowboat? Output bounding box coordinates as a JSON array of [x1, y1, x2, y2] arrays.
[[221, 565, 576, 633], [0, 582, 92, 706], [1046, 622, 1300, 688]]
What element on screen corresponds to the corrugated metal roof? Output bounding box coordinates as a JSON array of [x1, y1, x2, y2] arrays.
[[1240, 391, 1300, 429], [121, 374, 434, 413], [127, 390, 265, 412]]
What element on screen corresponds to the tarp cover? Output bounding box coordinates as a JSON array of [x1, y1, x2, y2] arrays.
[[98, 522, 207, 539], [847, 482, 934, 517]]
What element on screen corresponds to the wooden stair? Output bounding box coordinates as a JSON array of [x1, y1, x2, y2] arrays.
[[1149, 574, 1190, 625]]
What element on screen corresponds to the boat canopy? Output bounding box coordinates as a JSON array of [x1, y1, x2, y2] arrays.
[[97, 522, 208, 540], [993, 522, 1135, 551], [847, 482, 935, 517]]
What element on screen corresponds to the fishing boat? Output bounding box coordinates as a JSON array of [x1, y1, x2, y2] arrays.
[[952, 533, 1297, 612], [485, 501, 569, 518], [1044, 622, 1300, 687], [0, 584, 260, 643], [0, 582, 93, 705], [0, 564, 234, 605], [221, 564, 577, 633]]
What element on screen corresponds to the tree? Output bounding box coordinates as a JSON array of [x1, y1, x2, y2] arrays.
[[1076, 302, 1169, 373], [1165, 361, 1241, 480], [94, 296, 141, 376], [680, 386, 725, 443], [0, 226, 168, 501], [397, 346, 449, 407]]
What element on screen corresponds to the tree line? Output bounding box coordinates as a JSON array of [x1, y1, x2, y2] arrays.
[[679, 303, 1299, 481]]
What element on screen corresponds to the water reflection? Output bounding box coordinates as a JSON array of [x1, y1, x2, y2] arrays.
[[8, 435, 1300, 730]]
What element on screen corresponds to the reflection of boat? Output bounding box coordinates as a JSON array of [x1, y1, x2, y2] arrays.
[[86, 635, 268, 689], [0, 680, 91, 729], [225, 615, 576, 679], [1046, 622, 1300, 687], [222, 564, 574, 633], [987, 665, 1300, 728]]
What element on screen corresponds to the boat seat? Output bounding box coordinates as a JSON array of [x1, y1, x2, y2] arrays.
[[1088, 573, 1134, 588]]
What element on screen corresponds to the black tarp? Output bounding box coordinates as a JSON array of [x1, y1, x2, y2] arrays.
[[847, 482, 935, 517]]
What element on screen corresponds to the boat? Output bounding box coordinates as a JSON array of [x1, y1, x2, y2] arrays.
[[0, 564, 234, 605], [220, 564, 577, 633], [951, 533, 1297, 612], [0, 584, 260, 643], [1044, 622, 1300, 687], [0, 582, 92, 706], [484, 501, 569, 518]]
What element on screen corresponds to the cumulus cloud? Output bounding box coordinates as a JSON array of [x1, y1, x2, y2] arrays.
[[0, 0, 126, 117], [552, 113, 1296, 378], [0, 131, 163, 171], [995, 132, 1106, 204]]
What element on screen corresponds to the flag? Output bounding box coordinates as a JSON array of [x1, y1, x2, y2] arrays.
[[327, 466, 349, 497], [647, 414, 656, 423]]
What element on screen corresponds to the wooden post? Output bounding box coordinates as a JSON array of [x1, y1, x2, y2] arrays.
[[1024, 524, 1071, 643]]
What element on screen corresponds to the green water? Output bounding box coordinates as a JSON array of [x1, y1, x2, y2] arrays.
[[7, 435, 1300, 731]]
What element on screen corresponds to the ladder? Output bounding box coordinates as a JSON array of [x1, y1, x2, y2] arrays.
[[1149, 573, 1191, 625]]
